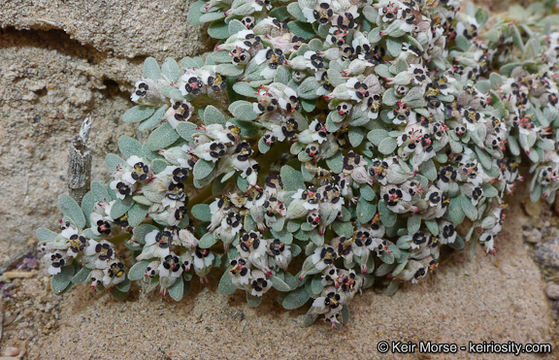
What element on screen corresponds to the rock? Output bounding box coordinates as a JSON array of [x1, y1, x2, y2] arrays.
[[523, 228, 542, 244], [521, 199, 542, 219], [534, 238, 559, 278], [0, 0, 213, 272], [1, 347, 19, 356], [545, 283, 559, 300]]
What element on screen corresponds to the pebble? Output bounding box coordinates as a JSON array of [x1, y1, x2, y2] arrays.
[[1, 347, 19, 356], [523, 228, 542, 244], [534, 238, 559, 272], [545, 283, 559, 300]]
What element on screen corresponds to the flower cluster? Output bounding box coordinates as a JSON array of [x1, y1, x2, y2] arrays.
[[37, 0, 559, 327]]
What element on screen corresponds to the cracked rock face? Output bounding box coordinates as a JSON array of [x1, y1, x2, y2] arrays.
[[0, 0, 213, 269], [0, 0, 211, 59]]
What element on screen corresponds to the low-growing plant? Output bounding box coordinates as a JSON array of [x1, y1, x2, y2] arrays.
[[36, 0, 559, 328]]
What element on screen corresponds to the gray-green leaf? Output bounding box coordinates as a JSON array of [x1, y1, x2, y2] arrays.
[[378, 137, 397, 155], [36, 227, 58, 242], [128, 260, 150, 281], [228, 100, 258, 121], [280, 165, 305, 191], [51, 265, 74, 293], [199, 232, 217, 249], [281, 287, 310, 310], [168, 278, 184, 301], [123, 105, 155, 123], [193, 159, 215, 180], [271, 275, 292, 292], [218, 272, 236, 295], [59, 194, 86, 229], [118, 136, 143, 158], [143, 57, 161, 81], [146, 122, 180, 151]]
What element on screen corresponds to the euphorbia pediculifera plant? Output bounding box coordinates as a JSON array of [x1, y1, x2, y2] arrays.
[[36, 0, 559, 328]]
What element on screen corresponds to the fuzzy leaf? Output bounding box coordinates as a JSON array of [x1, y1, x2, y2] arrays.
[[280, 165, 305, 191], [80, 192, 95, 226], [151, 159, 168, 174], [91, 181, 110, 201], [204, 105, 227, 125], [128, 260, 150, 281], [187, 0, 204, 25], [363, 5, 377, 23], [348, 128, 365, 147], [133, 224, 159, 244], [123, 105, 155, 123], [360, 186, 376, 201], [161, 86, 184, 101], [378, 200, 396, 227], [199, 232, 217, 249], [59, 194, 86, 229], [168, 279, 184, 301], [71, 267, 91, 285], [199, 11, 225, 23], [228, 19, 246, 36], [286, 2, 306, 22], [325, 151, 343, 173], [475, 7, 489, 27], [233, 82, 257, 98], [128, 203, 148, 227], [459, 195, 477, 221], [378, 137, 397, 155], [511, 24, 524, 52], [139, 105, 168, 131], [297, 77, 320, 99], [228, 100, 258, 121], [193, 159, 215, 180], [36, 227, 58, 242], [147, 122, 180, 151], [51, 265, 74, 293], [287, 21, 315, 40], [407, 215, 421, 234], [105, 153, 125, 172], [218, 272, 236, 295], [449, 197, 465, 224], [356, 198, 375, 224], [110, 197, 134, 219], [310, 277, 323, 294], [455, 34, 470, 52], [386, 38, 401, 57], [419, 160, 437, 181], [271, 275, 292, 292], [282, 287, 310, 310], [176, 121, 200, 142], [143, 57, 161, 81], [333, 221, 353, 237], [118, 136, 143, 158], [191, 204, 211, 222], [161, 58, 180, 82], [208, 21, 229, 39], [246, 293, 262, 307], [425, 220, 439, 235], [367, 129, 389, 145]]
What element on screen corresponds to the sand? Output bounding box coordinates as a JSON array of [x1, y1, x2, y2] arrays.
[[0, 0, 557, 359]]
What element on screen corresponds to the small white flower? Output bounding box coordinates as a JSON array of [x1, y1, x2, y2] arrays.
[[248, 270, 271, 297]]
